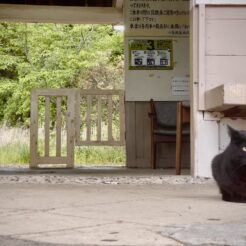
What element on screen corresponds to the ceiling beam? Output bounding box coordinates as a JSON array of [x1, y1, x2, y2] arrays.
[[0, 4, 123, 24], [113, 0, 123, 9]]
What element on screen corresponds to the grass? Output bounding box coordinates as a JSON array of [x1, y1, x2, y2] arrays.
[[0, 143, 30, 165], [75, 146, 125, 166], [0, 127, 125, 166]]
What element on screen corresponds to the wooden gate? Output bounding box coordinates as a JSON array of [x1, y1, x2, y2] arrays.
[[30, 88, 125, 168]]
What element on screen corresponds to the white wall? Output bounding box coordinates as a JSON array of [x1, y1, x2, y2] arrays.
[[191, 1, 246, 177], [125, 37, 190, 101], [124, 0, 190, 101]]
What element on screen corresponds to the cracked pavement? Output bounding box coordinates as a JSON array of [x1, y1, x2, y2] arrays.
[[0, 169, 246, 245]]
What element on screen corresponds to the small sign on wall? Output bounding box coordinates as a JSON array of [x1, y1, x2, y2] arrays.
[[171, 77, 190, 96], [125, 0, 190, 37], [128, 39, 173, 70]]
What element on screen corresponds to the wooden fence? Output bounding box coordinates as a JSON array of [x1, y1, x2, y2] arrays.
[[30, 88, 125, 168]]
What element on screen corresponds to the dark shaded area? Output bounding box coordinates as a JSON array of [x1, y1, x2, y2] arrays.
[[0, 0, 113, 7]]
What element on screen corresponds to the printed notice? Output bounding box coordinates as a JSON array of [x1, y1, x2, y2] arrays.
[[129, 39, 173, 70], [171, 77, 190, 96], [125, 0, 190, 37]]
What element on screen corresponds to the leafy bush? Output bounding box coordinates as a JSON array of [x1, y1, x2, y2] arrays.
[[0, 23, 124, 127], [75, 146, 125, 165]]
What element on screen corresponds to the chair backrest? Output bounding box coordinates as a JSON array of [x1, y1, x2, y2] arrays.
[[154, 101, 177, 128]]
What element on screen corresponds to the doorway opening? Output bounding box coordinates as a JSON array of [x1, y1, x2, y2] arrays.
[[0, 22, 126, 169]]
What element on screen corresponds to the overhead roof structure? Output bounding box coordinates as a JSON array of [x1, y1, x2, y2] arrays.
[[0, 0, 123, 24], [0, 1, 118, 7]]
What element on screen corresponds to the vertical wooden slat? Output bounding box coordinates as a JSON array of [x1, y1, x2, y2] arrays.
[[125, 102, 137, 167], [198, 4, 206, 110], [30, 90, 38, 168], [86, 95, 92, 141], [66, 90, 75, 168], [135, 102, 145, 158], [119, 92, 125, 144], [97, 95, 102, 141], [74, 89, 125, 146], [108, 95, 113, 141], [74, 90, 81, 144], [44, 96, 50, 157], [176, 102, 183, 175], [56, 97, 61, 157]]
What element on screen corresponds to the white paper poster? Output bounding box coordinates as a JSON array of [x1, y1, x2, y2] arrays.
[[171, 77, 190, 96]]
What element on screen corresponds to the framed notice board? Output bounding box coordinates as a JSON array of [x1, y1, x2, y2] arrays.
[[128, 39, 173, 70]]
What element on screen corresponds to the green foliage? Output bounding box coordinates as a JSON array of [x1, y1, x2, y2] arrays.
[[0, 143, 125, 165], [75, 146, 125, 165], [0, 143, 29, 164], [0, 23, 124, 127]]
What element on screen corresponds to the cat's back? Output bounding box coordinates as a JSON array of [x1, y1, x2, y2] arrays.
[[211, 152, 224, 181]]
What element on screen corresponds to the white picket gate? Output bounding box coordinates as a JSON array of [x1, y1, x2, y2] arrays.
[[30, 88, 125, 168]]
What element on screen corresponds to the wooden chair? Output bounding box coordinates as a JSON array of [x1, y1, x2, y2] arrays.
[[149, 99, 190, 174]]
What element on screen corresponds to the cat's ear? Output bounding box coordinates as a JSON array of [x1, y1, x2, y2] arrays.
[[227, 125, 242, 143]]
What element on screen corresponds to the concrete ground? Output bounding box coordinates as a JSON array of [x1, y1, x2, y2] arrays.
[[0, 167, 246, 246]]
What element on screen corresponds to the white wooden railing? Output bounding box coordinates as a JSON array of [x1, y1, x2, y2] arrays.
[[30, 88, 125, 168], [75, 89, 125, 146]]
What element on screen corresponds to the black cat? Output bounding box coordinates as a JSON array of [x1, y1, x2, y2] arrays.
[[212, 126, 246, 202]]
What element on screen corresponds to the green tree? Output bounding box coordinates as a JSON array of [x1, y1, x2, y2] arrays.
[[0, 23, 124, 127]]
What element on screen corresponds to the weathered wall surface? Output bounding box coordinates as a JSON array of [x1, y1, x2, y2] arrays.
[[124, 0, 191, 169], [125, 101, 190, 168], [191, 2, 246, 177]]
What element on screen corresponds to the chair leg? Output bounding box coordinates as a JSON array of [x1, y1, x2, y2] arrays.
[[151, 140, 157, 169], [176, 102, 183, 175], [153, 143, 157, 169], [176, 133, 182, 175]]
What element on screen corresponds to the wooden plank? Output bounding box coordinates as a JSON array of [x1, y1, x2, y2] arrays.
[[205, 85, 225, 110], [142, 102, 151, 159], [108, 95, 113, 141], [113, 0, 124, 9], [190, 4, 198, 177], [30, 90, 39, 168], [176, 102, 183, 175], [206, 20, 246, 56], [135, 102, 151, 160], [97, 95, 102, 142], [206, 6, 246, 19], [80, 89, 123, 95], [74, 90, 81, 145], [205, 83, 246, 111], [125, 102, 137, 167], [197, 0, 246, 4], [86, 95, 92, 142], [119, 92, 125, 144], [66, 91, 76, 168], [0, 4, 123, 24], [36, 156, 69, 165], [206, 56, 246, 90], [56, 97, 62, 157], [76, 140, 124, 146], [198, 4, 206, 110], [31, 88, 77, 96], [135, 102, 147, 159], [225, 83, 246, 105], [44, 96, 50, 157]]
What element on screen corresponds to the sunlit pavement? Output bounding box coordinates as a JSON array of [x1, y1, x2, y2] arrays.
[[0, 168, 245, 246]]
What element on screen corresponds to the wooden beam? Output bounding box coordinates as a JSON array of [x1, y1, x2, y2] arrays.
[[205, 83, 246, 111], [198, 4, 206, 110], [113, 0, 123, 9], [196, 0, 246, 5], [0, 4, 123, 24]]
